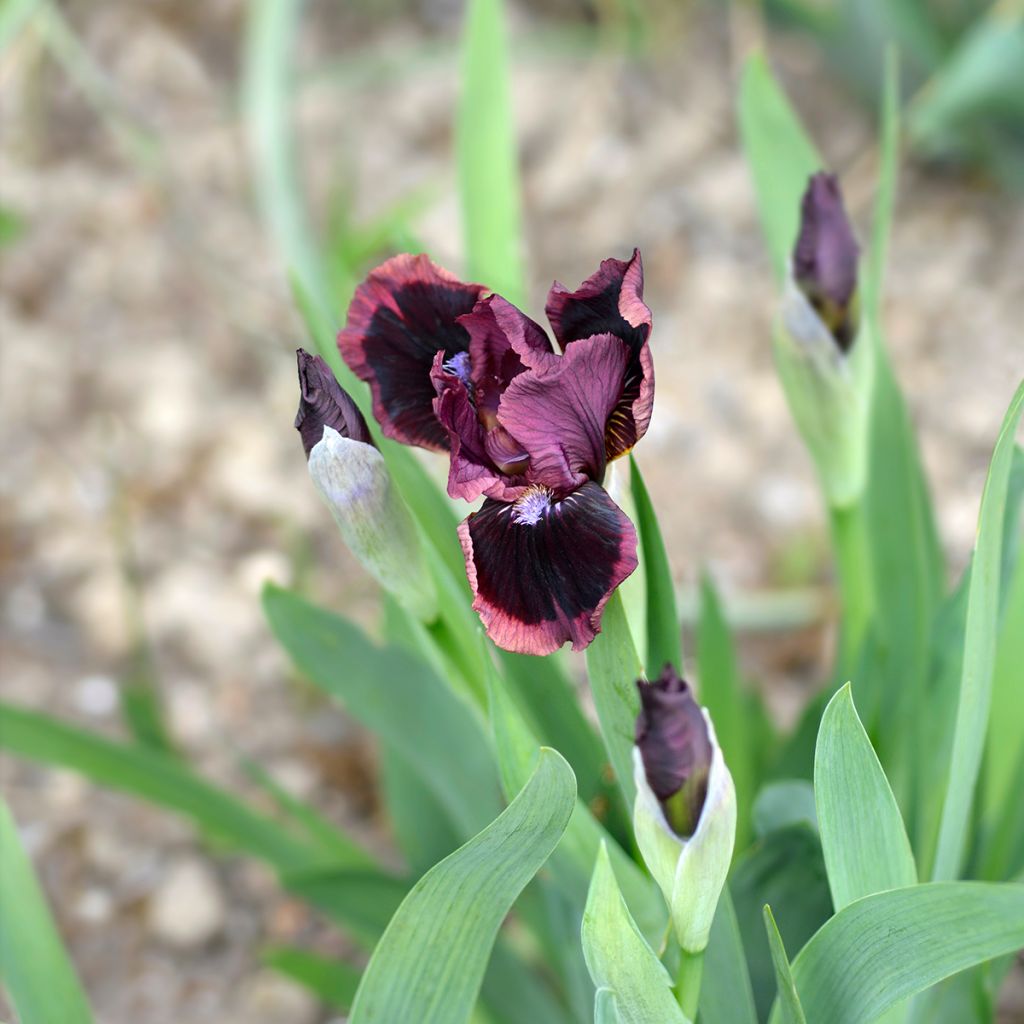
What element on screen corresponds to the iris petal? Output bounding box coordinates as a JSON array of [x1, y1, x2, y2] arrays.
[[497, 333, 630, 491], [338, 254, 485, 451], [459, 480, 638, 655], [544, 249, 654, 461], [295, 349, 374, 457]]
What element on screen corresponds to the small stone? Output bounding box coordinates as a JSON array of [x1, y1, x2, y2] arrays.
[[74, 887, 114, 924], [147, 858, 225, 948], [230, 971, 318, 1024], [72, 674, 119, 718]]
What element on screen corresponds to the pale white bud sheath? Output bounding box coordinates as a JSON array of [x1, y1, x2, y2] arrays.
[[307, 426, 437, 622], [632, 709, 737, 954]]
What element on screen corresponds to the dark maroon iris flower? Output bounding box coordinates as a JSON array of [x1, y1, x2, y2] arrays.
[[295, 349, 374, 457], [636, 665, 712, 838], [337, 250, 654, 654], [793, 172, 860, 351]]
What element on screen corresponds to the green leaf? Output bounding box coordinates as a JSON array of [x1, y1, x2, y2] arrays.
[[699, 888, 757, 1024], [763, 905, 807, 1024], [631, 455, 682, 676], [263, 584, 502, 840], [457, 0, 524, 304], [730, 826, 833, 1020], [0, 798, 94, 1024], [0, 703, 315, 873], [933, 379, 1024, 881], [584, 591, 643, 810], [581, 843, 689, 1024], [737, 51, 821, 283], [814, 684, 916, 909], [769, 882, 1024, 1024], [697, 574, 760, 848], [348, 748, 575, 1024], [262, 946, 361, 1010], [242, 0, 328, 319], [486, 657, 666, 943], [752, 780, 817, 839]]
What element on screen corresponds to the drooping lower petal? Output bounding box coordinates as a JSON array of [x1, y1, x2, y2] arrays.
[[338, 254, 485, 451], [497, 333, 630, 491], [458, 481, 638, 655], [545, 250, 654, 460]]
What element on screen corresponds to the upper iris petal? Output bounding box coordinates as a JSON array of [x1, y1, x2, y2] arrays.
[[337, 253, 485, 451]]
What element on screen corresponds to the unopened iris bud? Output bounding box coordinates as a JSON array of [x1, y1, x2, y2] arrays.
[[793, 172, 860, 351], [295, 350, 437, 622], [632, 666, 736, 954], [775, 172, 873, 507]]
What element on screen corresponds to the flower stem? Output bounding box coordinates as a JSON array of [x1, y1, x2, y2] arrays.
[[828, 497, 874, 675], [675, 948, 704, 1021]]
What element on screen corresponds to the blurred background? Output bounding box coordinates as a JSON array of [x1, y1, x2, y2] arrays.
[[1, 0, 1022, 1021]]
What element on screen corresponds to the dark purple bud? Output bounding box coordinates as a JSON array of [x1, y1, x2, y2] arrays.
[[295, 349, 374, 458], [793, 173, 860, 351], [635, 665, 712, 838]]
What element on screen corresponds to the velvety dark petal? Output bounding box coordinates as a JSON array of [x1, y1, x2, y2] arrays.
[[295, 349, 373, 457], [498, 334, 630, 491], [793, 172, 860, 352], [459, 481, 638, 655], [338, 254, 486, 450], [545, 250, 654, 460], [635, 665, 712, 838]]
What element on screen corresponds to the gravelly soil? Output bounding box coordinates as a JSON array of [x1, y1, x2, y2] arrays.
[[1, 2, 1021, 1021]]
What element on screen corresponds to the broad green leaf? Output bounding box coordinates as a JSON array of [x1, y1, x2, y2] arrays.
[[697, 574, 759, 848], [763, 905, 806, 1024], [0, 703, 315, 873], [699, 888, 757, 1024], [243, 0, 328, 320], [262, 946, 360, 1010], [737, 51, 821, 282], [263, 584, 502, 840], [933, 379, 1024, 881], [983, 451, 1024, 822], [0, 798, 94, 1024], [585, 591, 643, 809], [769, 882, 1024, 1024], [348, 749, 575, 1024], [581, 843, 689, 1024], [486, 658, 666, 942], [457, 0, 524, 304], [630, 455, 682, 676], [814, 684, 916, 909], [730, 825, 833, 1020]]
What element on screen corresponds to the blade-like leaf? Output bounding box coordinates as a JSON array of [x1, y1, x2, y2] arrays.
[[0, 798, 94, 1024], [263, 584, 502, 840], [933, 379, 1024, 881], [581, 843, 689, 1024], [457, 0, 524, 303], [584, 591, 643, 810], [763, 905, 807, 1024], [814, 684, 916, 909], [737, 51, 821, 282], [630, 455, 682, 676], [769, 882, 1024, 1024], [0, 703, 316, 873], [348, 748, 575, 1024], [699, 888, 757, 1024]]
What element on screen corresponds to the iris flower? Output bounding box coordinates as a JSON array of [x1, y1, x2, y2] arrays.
[[338, 250, 654, 654]]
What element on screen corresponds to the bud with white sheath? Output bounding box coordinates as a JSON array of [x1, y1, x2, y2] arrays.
[[632, 665, 736, 955], [774, 172, 873, 508], [295, 350, 437, 621]]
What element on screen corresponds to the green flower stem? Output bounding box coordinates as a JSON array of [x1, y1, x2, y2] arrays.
[[829, 497, 875, 674], [675, 948, 704, 1021]]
